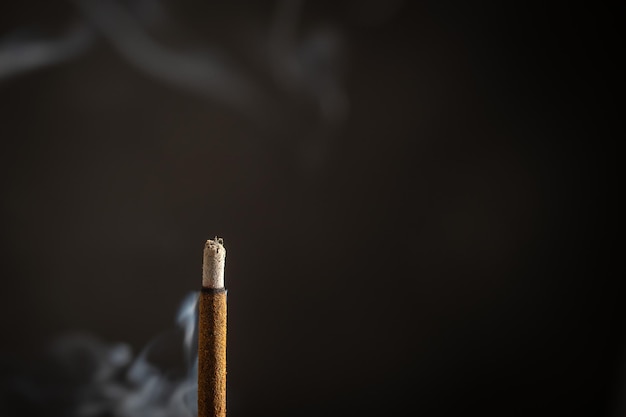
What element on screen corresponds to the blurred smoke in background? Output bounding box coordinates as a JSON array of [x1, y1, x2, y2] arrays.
[[1, 293, 199, 417], [0, 1, 621, 416]]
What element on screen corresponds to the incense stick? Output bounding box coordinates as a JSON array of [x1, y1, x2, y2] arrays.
[[198, 238, 227, 417]]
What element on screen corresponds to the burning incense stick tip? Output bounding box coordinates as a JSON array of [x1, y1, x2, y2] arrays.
[[203, 237, 226, 289]]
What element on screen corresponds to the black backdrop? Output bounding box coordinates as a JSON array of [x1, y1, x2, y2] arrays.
[[0, 1, 621, 416]]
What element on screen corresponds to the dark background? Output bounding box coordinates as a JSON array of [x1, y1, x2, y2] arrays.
[[0, 1, 622, 416]]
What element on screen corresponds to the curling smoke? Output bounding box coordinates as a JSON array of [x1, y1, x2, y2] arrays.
[[0, 0, 360, 175], [0, 0, 348, 128], [0, 293, 200, 417]]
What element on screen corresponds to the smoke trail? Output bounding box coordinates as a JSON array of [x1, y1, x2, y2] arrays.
[[268, 0, 348, 124], [75, 292, 199, 417], [0, 0, 349, 127], [0, 22, 93, 80], [71, 0, 277, 125], [0, 0, 356, 174], [79, 292, 199, 417], [0, 0, 165, 82], [0, 293, 200, 417]]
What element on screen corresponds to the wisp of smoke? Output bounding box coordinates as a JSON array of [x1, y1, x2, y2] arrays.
[[0, 293, 200, 417], [0, 0, 349, 127]]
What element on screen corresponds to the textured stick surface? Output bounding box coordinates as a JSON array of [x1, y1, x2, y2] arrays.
[[199, 237, 227, 417], [198, 290, 227, 417]]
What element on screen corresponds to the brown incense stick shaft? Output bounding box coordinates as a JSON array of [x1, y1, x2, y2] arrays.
[[198, 238, 227, 417]]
